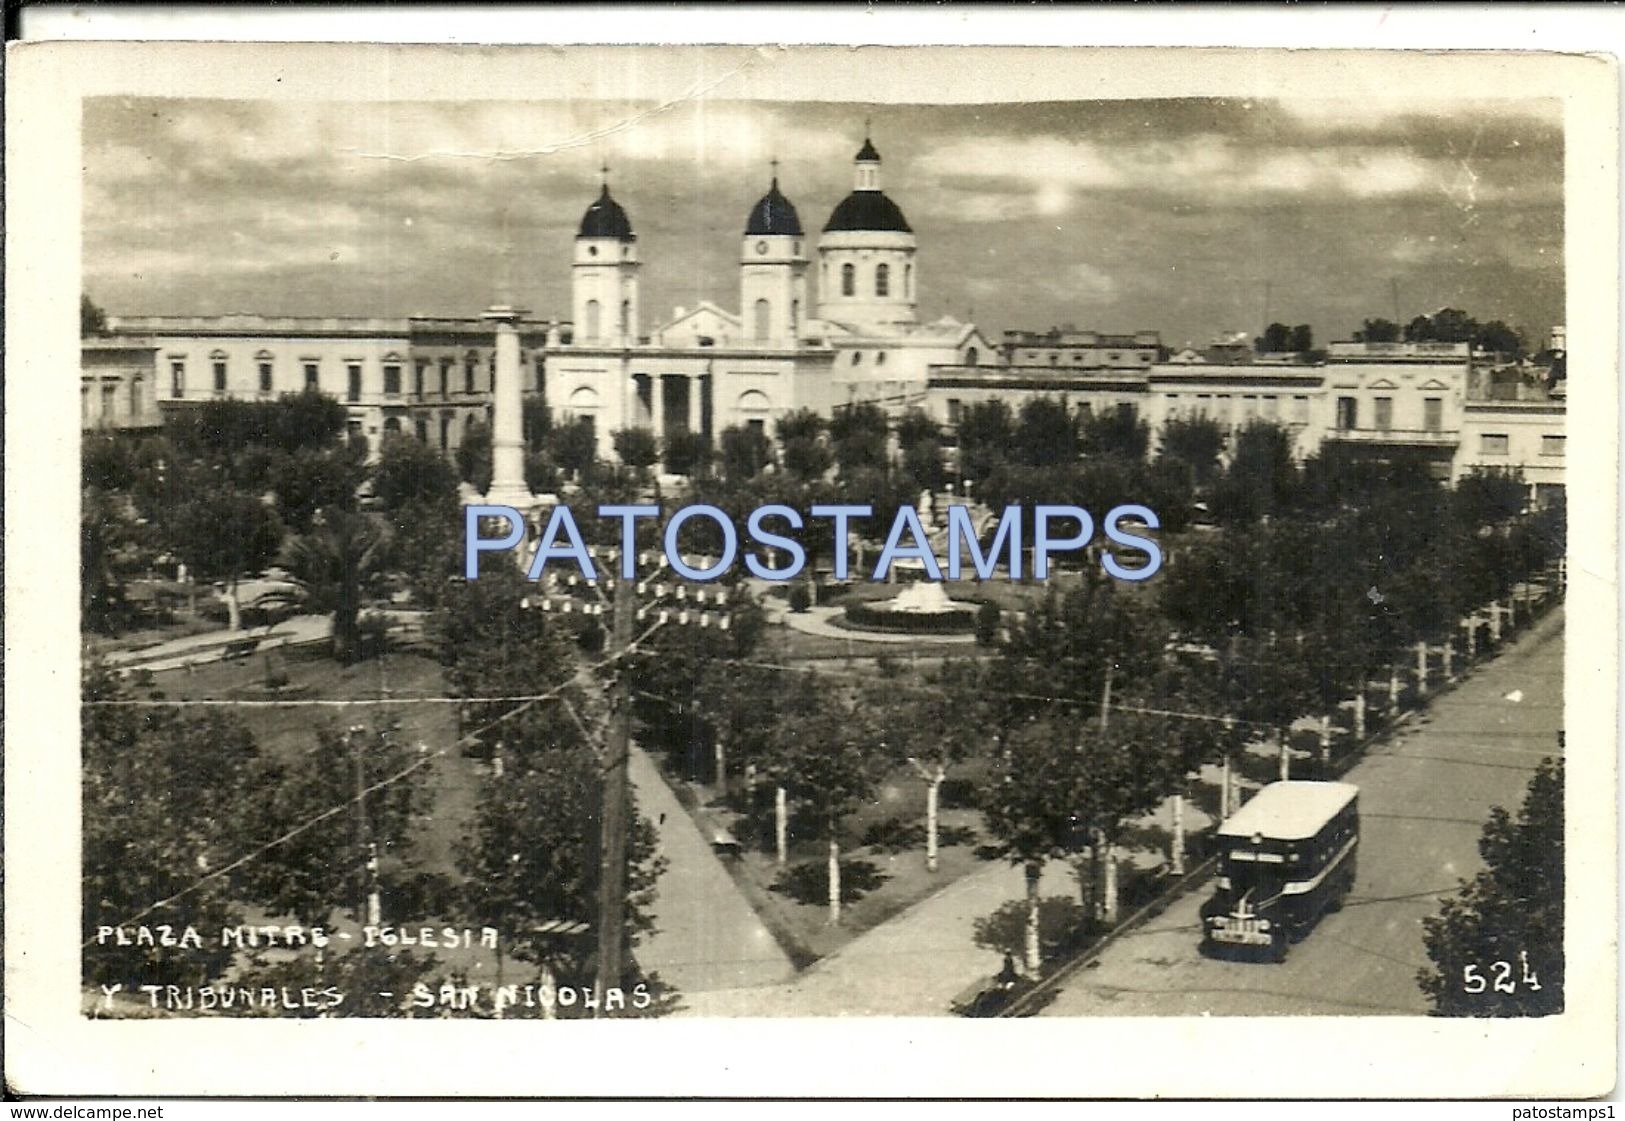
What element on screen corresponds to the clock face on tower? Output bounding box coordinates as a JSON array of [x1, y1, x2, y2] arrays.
[[755, 240, 769, 255]]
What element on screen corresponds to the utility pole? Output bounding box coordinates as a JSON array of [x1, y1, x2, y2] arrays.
[[594, 572, 635, 1012], [349, 724, 379, 926]]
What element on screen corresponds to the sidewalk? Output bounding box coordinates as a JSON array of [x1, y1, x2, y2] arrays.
[[627, 745, 797, 997], [672, 857, 1081, 1017], [97, 613, 333, 673], [782, 604, 977, 645]]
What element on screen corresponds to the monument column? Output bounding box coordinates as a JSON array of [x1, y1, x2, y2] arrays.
[[482, 304, 556, 509]]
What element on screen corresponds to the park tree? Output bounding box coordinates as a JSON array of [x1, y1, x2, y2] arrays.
[[549, 417, 601, 481], [165, 390, 347, 467], [270, 445, 366, 533], [1156, 416, 1226, 491], [435, 564, 585, 736], [522, 398, 553, 449], [776, 409, 833, 483], [456, 421, 494, 493], [697, 659, 784, 801], [955, 399, 1015, 487], [82, 662, 264, 988], [718, 423, 774, 481], [1419, 758, 1563, 1016], [163, 476, 285, 630], [764, 673, 890, 925], [899, 658, 990, 872], [237, 721, 432, 930], [829, 402, 890, 478], [275, 508, 391, 662], [992, 580, 1163, 727], [979, 714, 1096, 972], [1014, 397, 1077, 468], [371, 432, 460, 514], [1212, 421, 1299, 524], [894, 409, 947, 494], [457, 738, 665, 1001], [1079, 403, 1150, 461], [662, 429, 713, 478], [1453, 468, 1529, 528], [611, 427, 660, 479], [1288, 324, 1314, 354]]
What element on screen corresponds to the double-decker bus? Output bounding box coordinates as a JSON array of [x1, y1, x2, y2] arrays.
[[1200, 780, 1359, 962]]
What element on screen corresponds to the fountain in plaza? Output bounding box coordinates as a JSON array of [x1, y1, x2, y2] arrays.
[[840, 490, 978, 634]]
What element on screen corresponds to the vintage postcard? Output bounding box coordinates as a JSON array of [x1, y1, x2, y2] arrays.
[[4, 30, 1618, 1099]]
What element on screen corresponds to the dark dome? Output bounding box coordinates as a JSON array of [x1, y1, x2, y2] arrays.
[[855, 137, 881, 162], [822, 190, 912, 234], [745, 180, 803, 236], [578, 185, 635, 241]]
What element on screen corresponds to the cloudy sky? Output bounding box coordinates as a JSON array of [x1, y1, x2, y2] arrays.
[[83, 94, 1563, 347]]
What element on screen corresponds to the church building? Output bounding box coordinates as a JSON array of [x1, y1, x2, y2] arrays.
[[539, 135, 993, 467]]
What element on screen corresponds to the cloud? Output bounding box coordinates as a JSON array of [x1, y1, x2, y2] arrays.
[[81, 95, 1565, 348], [917, 132, 1482, 219]]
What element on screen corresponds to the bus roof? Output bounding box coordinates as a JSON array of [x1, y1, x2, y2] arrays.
[[1218, 781, 1359, 842]]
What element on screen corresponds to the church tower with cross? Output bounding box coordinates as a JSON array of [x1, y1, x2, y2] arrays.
[[739, 160, 809, 347], [816, 130, 918, 333], [572, 166, 641, 345]]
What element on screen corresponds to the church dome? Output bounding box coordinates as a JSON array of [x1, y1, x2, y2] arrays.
[[578, 184, 635, 241], [745, 179, 803, 236], [823, 191, 912, 234]]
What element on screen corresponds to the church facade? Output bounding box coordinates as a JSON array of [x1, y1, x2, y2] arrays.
[[541, 137, 993, 466]]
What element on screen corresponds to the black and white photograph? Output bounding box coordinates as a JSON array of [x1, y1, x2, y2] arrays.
[[5, 30, 1618, 1100]]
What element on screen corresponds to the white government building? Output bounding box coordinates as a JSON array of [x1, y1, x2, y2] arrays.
[[85, 133, 1564, 505]]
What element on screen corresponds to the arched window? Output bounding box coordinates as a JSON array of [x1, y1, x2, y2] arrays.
[[383, 416, 402, 434], [876, 263, 890, 298], [791, 299, 800, 332], [841, 263, 855, 297], [754, 298, 771, 340], [585, 299, 601, 340], [905, 263, 912, 298], [966, 346, 979, 367], [620, 299, 631, 337]]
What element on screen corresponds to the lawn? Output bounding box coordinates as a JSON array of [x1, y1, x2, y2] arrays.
[[659, 749, 1000, 967], [141, 642, 479, 881]]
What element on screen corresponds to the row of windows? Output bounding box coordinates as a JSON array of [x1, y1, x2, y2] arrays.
[[1017, 350, 1155, 366], [162, 356, 534, 401], [1167, 392, 1313, 426], [1481, 433, 1565, 457], [943, 397, 1122, 425], [1335, 395, 1444, 432], [835, 261, 910, 299], [81, 378, 145, 423]]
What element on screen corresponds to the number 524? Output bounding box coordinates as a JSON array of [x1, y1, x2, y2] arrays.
[[1463, 951, 1541, 994]]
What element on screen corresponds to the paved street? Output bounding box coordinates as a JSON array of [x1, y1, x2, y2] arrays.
[[1040, 606, 1564, 1016]]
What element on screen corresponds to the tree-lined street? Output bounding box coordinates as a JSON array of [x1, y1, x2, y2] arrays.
[[1039, 606, 1563, 1017]]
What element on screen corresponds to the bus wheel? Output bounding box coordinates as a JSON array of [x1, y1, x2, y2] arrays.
[[1270, 933, 1288, 963]]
